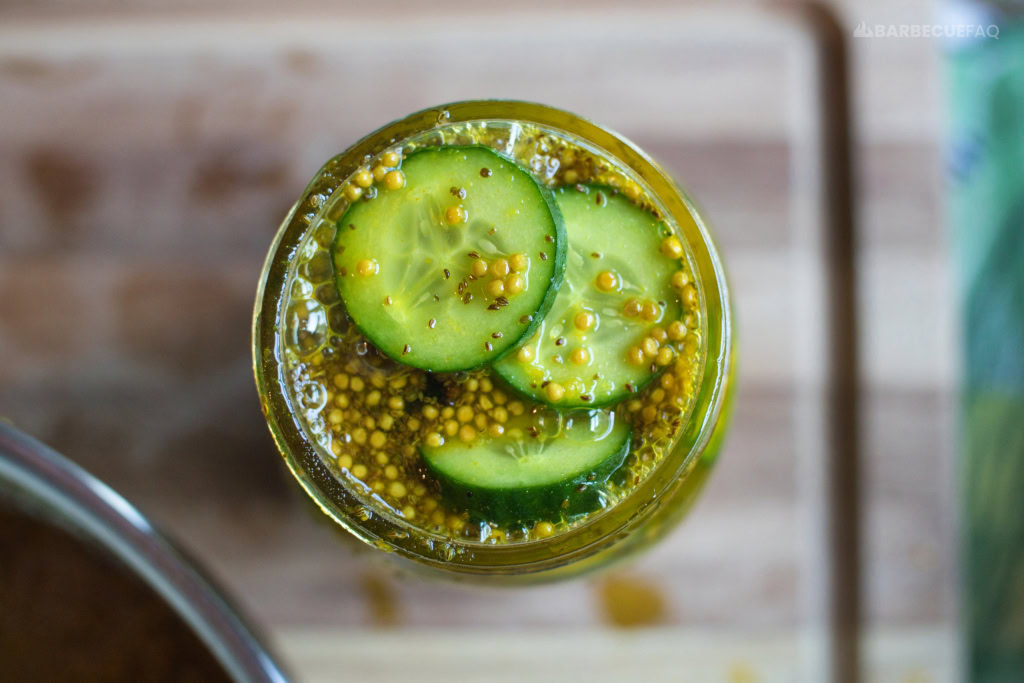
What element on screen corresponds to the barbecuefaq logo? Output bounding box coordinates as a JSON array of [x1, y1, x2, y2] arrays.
[[853, 21, 999, 39]]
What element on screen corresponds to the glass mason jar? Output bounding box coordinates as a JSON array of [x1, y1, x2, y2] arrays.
[[253, 101, 735, 581]]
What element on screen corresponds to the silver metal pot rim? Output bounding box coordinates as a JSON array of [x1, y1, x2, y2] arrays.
[[0, 421, 289, 683]]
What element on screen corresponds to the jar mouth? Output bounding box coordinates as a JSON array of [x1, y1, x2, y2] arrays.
[[253, 100, 733, 575]]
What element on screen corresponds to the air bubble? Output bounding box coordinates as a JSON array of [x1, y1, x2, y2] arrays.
[[286, 300, 328, 354]]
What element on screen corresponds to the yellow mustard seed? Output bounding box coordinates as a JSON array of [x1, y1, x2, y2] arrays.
[[371, 481, 385, 494], [448, 515, 465, 532], [641, 336, 660, 358], [354, 168, 373, 188], [492, 389, 507, 404], [370, 430, 386, 449], [425, 432, 443, 447], [414, 484, 427, 497], [328, 409, 344, 425], [478, 395, 494, 411], [344, 184, 363, 201], [668, 320, 686, 340], [509, 253, 528, 272], [596, 270, 619, 292], [335, 394, 349, 408], [627, 399, 643, 413], [570, 347, 590, 365], [508, 401, 525, 416], [480, 378, 493, 393], [642, 406, 658, 423], [563, 169, 578, 184], [445, 205, 466, 225], [407, 417, 420, 431], [422, 405, 439, 420], [623, 182, 641, 201], [330, 440, 342, 456], [384, 465, 398, 480], [472, 259, 489, 278], [492, 406, 508, 423], [474, 413, 488, 430], [491, 258, 510, 277], [351, 464, 368, 479], [356, 259, 379, 276], [431, 508, 446, 525], [661, 235, 684, 259], [379, 414, 395, 431], [366, 390, 381, 407], [487, 278, 505, 298], [623, 298, 641, 317], [651, 388, 666, 403], [671, 270, 690, 290], [534, 521, 555, 538], [660, 373, 675, 390], [388, 396, 404, 411], [388, 481, 406, 498], [444, 420, 459, 437], [489, 422, 505, 437], [456, 405, 474, 423], [382, 150, 401, 167], [363, 416, 375, 430], [517, 346, 534, 363], [459, 424, 477, 442], [656, 346, 674, 366], [441, 406, 455, 419], [371, 164, 388, 182], [650, 326, 668, 343], [545, 382, 566, 402], [402, 506, 416, 521], [683, 332, 700, 355], [350, 376, 365, 392], [641, 300, 660, 322], [338, 454, 353, 469], [333, 373, 349, 389], [352, 428, 367, 445], [681, 284, 698, 307], [574, 310, 596, 331], [383, 170, 405, 191], [505, 273, 525, 295]]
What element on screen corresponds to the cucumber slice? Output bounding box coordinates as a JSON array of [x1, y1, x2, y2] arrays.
[[332, 146, 566, 372], [494, 185, 684, 408], [421, 409, 631, 525]]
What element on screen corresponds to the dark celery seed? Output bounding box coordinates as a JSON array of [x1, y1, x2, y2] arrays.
[[468, 251, 480, 259], [554, 337, 565, 346], [349, 223, 356, 230], [575, 484, 587, 493], [402, 344, 411, 355], [544, 235, 554, 243], [480, 168, 491, 178], [463, 293, 474, 304], [487, 303, 500, 311], [591, 252, 601, 258], [428, 318, 436, 329], [539, 252, 548, 260], [496, 296, 509, 307], [484, 342, 493, 351], [519, 314, 532, 324], [492, 332, 502, 339], [443, 269, 451, 279], [581, 394, 593, 402]]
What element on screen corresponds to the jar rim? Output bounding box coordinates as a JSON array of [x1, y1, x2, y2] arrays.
[[252, 100, 733, 577]]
